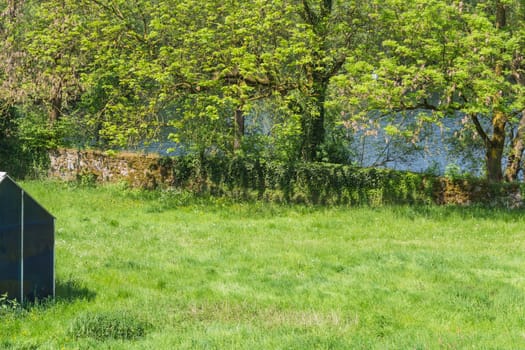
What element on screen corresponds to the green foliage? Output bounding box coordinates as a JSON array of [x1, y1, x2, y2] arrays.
[[162, 154, 436, 205], [1, 0, 380, 161], [444, 163, 468, 180], [339, 0, 525, 181], [317, 128, 354, 164], [0, 293, 21, 314], [1, 0, 523, 178], [0, 106, 25, 176], [0, 106, 51, 178], [145, 153, 515, 207], [68, 311, 149, 341], [75, 171, 99, 188]]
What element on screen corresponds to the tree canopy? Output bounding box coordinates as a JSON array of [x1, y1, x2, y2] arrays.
[[0, 0, 524, 181], [338, 0, 525, 181]]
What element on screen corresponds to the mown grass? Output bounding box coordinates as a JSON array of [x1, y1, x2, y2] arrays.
[[2, 181, 525, 349]]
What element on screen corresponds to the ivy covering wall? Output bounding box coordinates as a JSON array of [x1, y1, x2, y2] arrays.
[[50, 149, 522, 207]]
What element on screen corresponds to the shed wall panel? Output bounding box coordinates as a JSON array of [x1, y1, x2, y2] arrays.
[[23, 193, 54, 301], [0, 179, 22, 299]]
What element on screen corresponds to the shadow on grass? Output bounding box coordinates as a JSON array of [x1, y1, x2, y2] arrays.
[[55, 277, 97, 302], [1, 279, 96, 315]]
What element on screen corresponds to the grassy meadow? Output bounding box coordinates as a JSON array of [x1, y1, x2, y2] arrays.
[[2, 181, 525, 349]]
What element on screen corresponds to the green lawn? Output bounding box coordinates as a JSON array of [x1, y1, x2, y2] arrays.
[[2, 181, 525, 349]]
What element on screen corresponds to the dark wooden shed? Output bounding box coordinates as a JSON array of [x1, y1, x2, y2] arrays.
[[0, 172, 55, 303]]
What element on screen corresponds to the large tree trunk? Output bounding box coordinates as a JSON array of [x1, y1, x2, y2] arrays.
[[49, 78, 63, 124], [486, 112, 506, 182], [486, 146, 504, 183], [471, 112, 506, 183], [301, 79, 327, 161], [483, 2, 508, 182], [233, 107, 244, 151], [49, 95, 62, 124], [310, 83, 326, 160], [505, 110, 525, 182], [299, 1, 335, 162], [495, 1, 506, 29]]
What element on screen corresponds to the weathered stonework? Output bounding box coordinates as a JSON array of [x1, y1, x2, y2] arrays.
[[434, 178, 523, 208], [49, 149, 174, 189]]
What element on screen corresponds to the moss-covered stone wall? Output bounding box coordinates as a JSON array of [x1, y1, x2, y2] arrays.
[[49, 149, 172, 189], [49, 149, 523, 207], [434, 178, 522, 208]]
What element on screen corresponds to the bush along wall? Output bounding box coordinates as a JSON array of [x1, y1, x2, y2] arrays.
[[0, 107, 51, 179], [49, 149, 522, 207]]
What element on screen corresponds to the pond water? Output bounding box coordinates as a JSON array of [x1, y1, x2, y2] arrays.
[[131, 117, 485, 177], [352, 117, 484, 176]]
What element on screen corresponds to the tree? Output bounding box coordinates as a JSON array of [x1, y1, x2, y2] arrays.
[[139, 0, 375, 161], [281, 0, 372, 161], [338, 0, 524, 181], [0, 0, 24, 107], [141, 0, 296, 157], [74, 0, 167, 147], [2, 0, 376, 161], [6, 0, 89, 125]]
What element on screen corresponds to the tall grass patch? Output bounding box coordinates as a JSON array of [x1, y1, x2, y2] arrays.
[[68, 311, 149, 340]]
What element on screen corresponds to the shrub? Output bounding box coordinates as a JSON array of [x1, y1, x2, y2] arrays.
[[0, 106, 53, 179]]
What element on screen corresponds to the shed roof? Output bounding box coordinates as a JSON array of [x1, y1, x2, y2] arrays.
[[0, 171, 55, 219]]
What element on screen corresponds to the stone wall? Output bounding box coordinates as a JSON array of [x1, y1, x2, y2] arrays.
[[49, 149, 173, 189], [49, 149, 523, 207], [434, 178, 523, 208]]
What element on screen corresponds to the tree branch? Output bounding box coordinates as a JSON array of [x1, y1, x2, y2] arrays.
[[301, 0, 317, 25], [327, 55, 348, 78], [218, 69, 297, 93], [84, 0, 125, 20], [321, 0, 333, 19], [385, 97, 439, 113], [470, 113, 490, 147]]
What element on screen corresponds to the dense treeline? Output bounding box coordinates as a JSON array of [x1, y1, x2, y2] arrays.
[[0, 0, 523, 182]]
